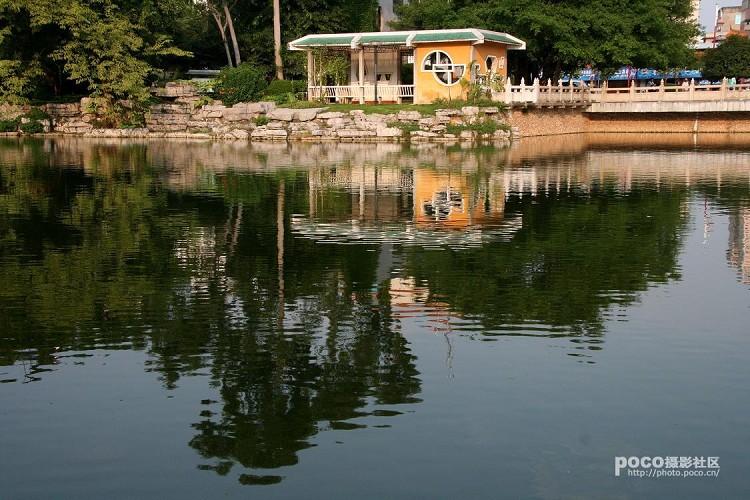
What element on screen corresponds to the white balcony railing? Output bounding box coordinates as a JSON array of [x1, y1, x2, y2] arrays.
[[308, 85, 415, 103], [504, 77, 750, 106]]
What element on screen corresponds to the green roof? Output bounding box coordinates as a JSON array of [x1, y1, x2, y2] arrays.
[[359, 33, 410, 44], [411, 31, 476, 43], [479, 30, 521, 45], [292, 35, 356, 47], [288, 29, 525, 51]]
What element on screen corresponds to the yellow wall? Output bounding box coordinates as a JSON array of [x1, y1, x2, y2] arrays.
[[473, 43, 508, 77], [414, 41, 509, 104]]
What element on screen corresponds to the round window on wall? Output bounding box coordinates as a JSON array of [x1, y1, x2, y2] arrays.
[[421, 50, 465, 86]]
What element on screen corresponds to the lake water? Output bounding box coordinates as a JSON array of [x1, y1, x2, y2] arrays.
[[1, 134, 749, 498]]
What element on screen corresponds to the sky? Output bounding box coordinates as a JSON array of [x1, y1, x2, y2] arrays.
[[700, 0, 743, 31]]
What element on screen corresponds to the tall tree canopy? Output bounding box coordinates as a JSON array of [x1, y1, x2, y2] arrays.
[[392, 0, 699, 81], [0, 0, 195, 102], [0, 0, 380, 102], [701, 35, 750, 81]]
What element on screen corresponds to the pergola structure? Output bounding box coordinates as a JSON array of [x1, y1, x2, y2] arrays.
[[288, 28, 525, 104]]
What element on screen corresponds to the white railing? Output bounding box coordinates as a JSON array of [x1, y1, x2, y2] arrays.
[[308, 79, 750, 107], [504, 78, 591, 105], [308, 85, 415, 103], [504, 77, 750, 106], [591, 79, 750, 102]]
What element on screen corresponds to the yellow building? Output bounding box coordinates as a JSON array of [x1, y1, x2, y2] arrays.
[[288, 29, 525, 104]]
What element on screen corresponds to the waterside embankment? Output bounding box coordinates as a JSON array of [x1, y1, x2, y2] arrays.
[[3, 81, 750, 140]]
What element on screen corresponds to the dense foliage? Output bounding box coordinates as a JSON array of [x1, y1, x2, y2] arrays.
[[214, 63, 268, 106], [0, 0, 379, 104], [0, 0, 703, 104], [701, 35, 750, 81], [0, 0, 195, 103], [392, 0, 699, 81]]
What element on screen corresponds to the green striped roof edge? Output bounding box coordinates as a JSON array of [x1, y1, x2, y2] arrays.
[[291, 35, 356, 47], [288, 29, 525, 50], [480, 31, 520, 44], [359, 33, 410, 44], [411, 31, 476, 42]]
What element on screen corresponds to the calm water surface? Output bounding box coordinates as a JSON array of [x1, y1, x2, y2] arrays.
[[1, 134, 750, 498]]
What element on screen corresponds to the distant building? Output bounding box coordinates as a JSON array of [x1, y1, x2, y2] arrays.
[[692, 0, 702, 25], [712, 1, 750, 43]]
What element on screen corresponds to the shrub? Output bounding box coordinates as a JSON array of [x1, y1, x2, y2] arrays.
[[193, 95, 214, 109], [389, 122, 420, 138], [19, 120, 44, 134], [292, 80, 307, 93], [23, 108, 51, 121], [269, 92, 296, 105], [0, 118, 19, 132], [266, 79, 294, 96], [253, 115, 270, 126], [214, 64, 268, 106]]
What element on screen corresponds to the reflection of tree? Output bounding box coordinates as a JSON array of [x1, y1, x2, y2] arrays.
[[189, 280, 420, 475], [0, 147, 421, 484], [0, 139, 698, 480], [401, 187, 687, 347]]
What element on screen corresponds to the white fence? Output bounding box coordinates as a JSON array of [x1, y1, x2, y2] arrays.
[[308, 85, 415, 103], [504, 78, 591, 105], [592, 79, 750, 103], [307, 79, 750, 107], [504, 77, 750, 106]]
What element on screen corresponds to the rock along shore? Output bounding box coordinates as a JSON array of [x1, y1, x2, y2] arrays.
[[1, 86, 517, 144]]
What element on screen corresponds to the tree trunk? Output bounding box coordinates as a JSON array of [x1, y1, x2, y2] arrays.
[[273, 0, 283, 79], [223, 0, 242, 66], [208, 4, 234, 67]]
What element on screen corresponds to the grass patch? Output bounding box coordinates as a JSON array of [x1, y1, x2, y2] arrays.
[[253, 115, 270, 126], [281, 98, 505, 115], [315, 103, 442, 115], [277, 100, 324, 109], [432, 98, 503, 110]]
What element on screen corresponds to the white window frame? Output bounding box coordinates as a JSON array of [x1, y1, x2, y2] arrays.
[[421, 50, 465, 87]]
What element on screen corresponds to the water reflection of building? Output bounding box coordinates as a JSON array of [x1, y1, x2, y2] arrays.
[[728, 207, 750, 284], [388, 277, 459, 334], [415, 170, 506, 229], [298, 164, 521, 247]]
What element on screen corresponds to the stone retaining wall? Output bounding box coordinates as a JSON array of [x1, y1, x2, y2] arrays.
[[506, 107, 588, 137], [26, 95, 515, 144], [585, 112, 750, 134], [507, 107, 750, 136], [5, 85, 750, 140]]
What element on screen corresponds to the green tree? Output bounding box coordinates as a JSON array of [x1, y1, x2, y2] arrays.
[[0, 0, 192, 103], [701, 35, 750, 81], [392, 0, 698, 80]]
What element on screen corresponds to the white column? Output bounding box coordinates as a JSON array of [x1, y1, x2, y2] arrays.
[[307, 51, 314, 101], [358, 49, 365, 104]]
